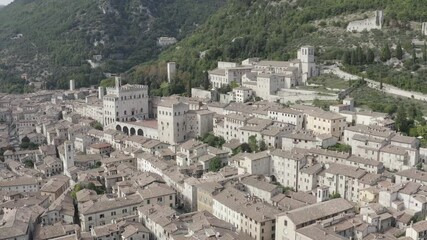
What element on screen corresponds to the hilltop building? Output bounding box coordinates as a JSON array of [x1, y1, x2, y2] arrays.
[[347, 10, 384, 32], [103, 76, 149, 126]]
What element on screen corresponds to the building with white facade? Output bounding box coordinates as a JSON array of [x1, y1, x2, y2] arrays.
[[157, 37, 177, 46], [209, 46, 318, 94], [305, 110, 346, 139], [212, 187, 280, 240], [275, 198, 354, 240], [103, 77, 149, 126], [347, 10, 384, 32], [157, 98, 189, 145], [209, 63, 253, 88]]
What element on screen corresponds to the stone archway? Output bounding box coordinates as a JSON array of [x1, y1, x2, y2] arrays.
[[116, 125, 122, 131], [137, 129, 144, 136], [123, 126, 129, 135], [270, 175, 277, 183], [130, 127, 136, 136]]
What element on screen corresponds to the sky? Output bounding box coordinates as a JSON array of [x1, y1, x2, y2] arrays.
[[0, 0, 13, 5]]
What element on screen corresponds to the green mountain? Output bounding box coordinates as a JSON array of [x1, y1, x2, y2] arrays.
[[127, 0, 427, 95], [0, 0, 226, 91], [3, 0, 427, 95]]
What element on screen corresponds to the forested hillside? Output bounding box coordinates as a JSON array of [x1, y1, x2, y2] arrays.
[[0, 0, 226, 92], [127, 0, 427, 95], [3, 0, 427, 94]]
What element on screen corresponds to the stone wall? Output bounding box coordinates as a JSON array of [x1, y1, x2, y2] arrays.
[[191, 88, 212, 100]]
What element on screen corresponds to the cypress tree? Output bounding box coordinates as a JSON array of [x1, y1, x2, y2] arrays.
[[412, 44, 417, 64], [381, 44, 391, 62], [396, 42, 403, 60], [423, 43, 427, 62], [366, 48, 375, 64]]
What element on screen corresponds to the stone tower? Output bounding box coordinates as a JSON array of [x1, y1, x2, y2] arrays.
[[98, 86, 105, 100], [375, 10, 384, 28], [422, 22, 427, 36], [69, 79, 76, 91], [298, 46, 317, 84], [115, 76, 122, 90], [63, 141, 75, 178], [167, 62, 177, 83]]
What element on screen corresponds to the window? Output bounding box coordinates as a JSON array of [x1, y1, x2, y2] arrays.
[[88, 217, 92, 221], [100, 214, 104, 218], [284, 220, 287, 226], [122, 209, 128, 214], [111, 211, 116, 216]]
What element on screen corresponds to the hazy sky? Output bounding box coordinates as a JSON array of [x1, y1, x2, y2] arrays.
[[0, 0, 13, 5]]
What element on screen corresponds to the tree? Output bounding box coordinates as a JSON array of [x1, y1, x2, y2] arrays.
[[384, 104, 397, 115], [412, 44, 417, 64], [327, 143, 351, 153], [91, 121, 103, 131], [423, 43, 427, 63], [20, 136, 39, 150], [396, 42, 403, 60], [239, 143, 252, 153], [417, 163, 424, 171], [24, 160, 34, 168], [408, 104, 418, 120], [71, 181, 105, 200], [341, 51, 351, 65], [381, 44, 391, 62], [187, 79, 192, 96], [218, 85, 232, 94], [330, 192, 341, 199], [350, 51, 357, 65], [202, 71, 209, 90], [355, 46, 365, 65], [230, 81, 239, 88], [395, 105, 409, 134], [71, 183, 83, 200], [259, 140, 267, 151], [248, 135, 259, 153], [366, 48, 375, 64], [201, 133, 225, 148], [21, 136, 30, 143], [209, 157, 222, 172]]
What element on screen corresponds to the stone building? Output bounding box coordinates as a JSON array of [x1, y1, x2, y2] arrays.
[[103, 77, 149, 126], [347, 10, 383, 32]]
